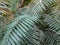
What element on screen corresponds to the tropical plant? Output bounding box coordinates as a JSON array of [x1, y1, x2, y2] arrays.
[[0, 0, 60, 45]]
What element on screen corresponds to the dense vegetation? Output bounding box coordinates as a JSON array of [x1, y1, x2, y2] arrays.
[[0, 0, 60, 45]]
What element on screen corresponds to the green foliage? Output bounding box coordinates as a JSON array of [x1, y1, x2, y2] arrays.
[[22, 0, 31, 6], [0, 0, 60, 45]]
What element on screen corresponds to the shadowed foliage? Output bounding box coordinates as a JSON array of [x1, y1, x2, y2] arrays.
[[0, 0, 60, 45]]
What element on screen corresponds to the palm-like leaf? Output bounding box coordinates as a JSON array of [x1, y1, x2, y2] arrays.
[[17, 0, 58, 16], [44, 15, 60, 33], [0, 0, 60, 45], [43, 29, 60, 45], [1, 15, 45, 45]]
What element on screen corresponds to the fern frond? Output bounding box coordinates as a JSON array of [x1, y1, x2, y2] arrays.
[[16, 0, 59, 21], [44, 15, 60, 33], [28, 0, 58, 15], [43, 29, 60, 45], [16, 0, 58, 16], [0, 0, 60, 45], [1, 15, 45, 45]]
